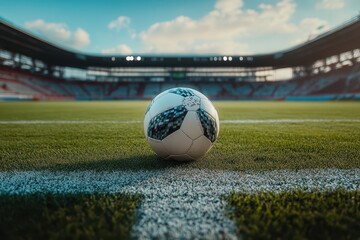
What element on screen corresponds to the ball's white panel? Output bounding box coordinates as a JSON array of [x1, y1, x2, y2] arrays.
[[214, 110, 220, 138], [182, 95, 201, 111], [187, 135, 213, 159], [162, 130, 192, 155], [200, 97, 218, 119], [180, 111, 203, 140], [144, 112, 152, 138], [153, 89, 171, 102], [147, 137, 169, 158], [169, 154, 194, 161], [149, 93, 184, 118], [191, 89, 209, 100]]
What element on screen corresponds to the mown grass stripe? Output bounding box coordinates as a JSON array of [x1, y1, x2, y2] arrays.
[[0, 193, 141, 240], [226, 190, 360, 240]]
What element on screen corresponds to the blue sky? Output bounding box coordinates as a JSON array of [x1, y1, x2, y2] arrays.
[[1, 0, 359, 55]]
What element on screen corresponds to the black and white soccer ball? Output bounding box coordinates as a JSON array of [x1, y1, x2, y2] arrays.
[[144, 87, 219, 161]]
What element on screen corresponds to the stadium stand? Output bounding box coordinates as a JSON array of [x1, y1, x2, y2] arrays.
[[0, 16, 359, 101], [1, 64, 359, 100]]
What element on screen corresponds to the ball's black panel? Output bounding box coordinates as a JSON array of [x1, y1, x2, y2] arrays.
[[169, 88, 194, 97], [148, 105, 188, 140], [197, 109, 217, 142]]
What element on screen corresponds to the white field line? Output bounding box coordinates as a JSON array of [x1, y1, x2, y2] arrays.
[[221, 119, 360, 124], [0, 168, 359, 240], [0, 119, 360, 124]]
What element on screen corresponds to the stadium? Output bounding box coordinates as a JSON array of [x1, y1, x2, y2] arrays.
[[0, 1, 360, 239], [1, 16, 360, 101]]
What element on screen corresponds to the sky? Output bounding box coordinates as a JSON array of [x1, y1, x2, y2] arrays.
[[1, 0, 359, 55]]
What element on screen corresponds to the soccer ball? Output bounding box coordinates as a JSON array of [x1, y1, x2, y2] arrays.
[[144, 87, 219, 161]]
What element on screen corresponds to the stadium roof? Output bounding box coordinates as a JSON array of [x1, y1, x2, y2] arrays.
[[1, 16, 360, 69]]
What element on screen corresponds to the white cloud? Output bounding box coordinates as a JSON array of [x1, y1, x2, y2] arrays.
[[299, 18, 329, 32], [138, 0, 297, 54], [127, 29, 137, 39], [101, 44, 133, 55], [108, 16, 130, 30], [317, 0, 345, 9], [72, 28, 90, 49], [215, 0, 244, 13], [25, 19, 90, 50], [293, 18, 329, 44]]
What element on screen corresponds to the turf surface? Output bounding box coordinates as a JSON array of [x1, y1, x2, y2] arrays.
[[226, 189, 360, 240], [0, 193, 141, 240], [0, 101, 359, 239], [0, 101, 359, 171]]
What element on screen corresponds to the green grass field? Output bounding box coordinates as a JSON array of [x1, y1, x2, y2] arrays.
[[226, 190, 360, 240], [0, 193, 141, 239], [0, 101, 359, 239], [1, 101, 360, 171]]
